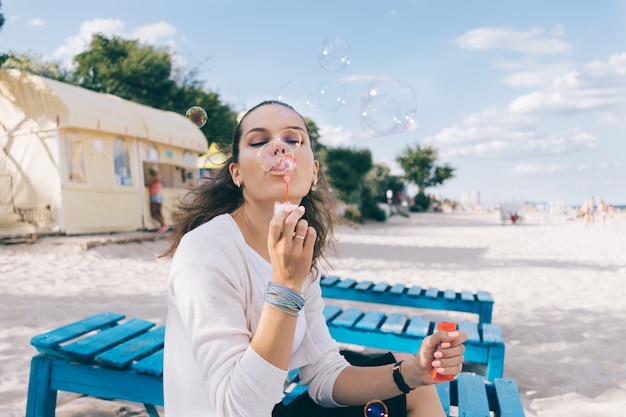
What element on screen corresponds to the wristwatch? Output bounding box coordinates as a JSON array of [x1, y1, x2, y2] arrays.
[[392, 360, 414, 394]]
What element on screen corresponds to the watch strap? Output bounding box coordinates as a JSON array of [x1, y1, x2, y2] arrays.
[[392, 360, 414, 394]]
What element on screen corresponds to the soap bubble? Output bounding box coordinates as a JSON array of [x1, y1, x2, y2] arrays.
[[185, 106, 207, 128], [318, 37, 351, 72], [316, 79, 347, 112], [256, 129, 302, 177], [360, 77, 417, 136], [364, 400, 388, 417], [275, 81, 315, 112]]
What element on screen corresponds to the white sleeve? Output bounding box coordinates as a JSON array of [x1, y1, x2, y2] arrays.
[[167, 219, 287, 416]]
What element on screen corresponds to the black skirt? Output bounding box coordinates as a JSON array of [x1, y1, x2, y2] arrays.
[[272, 351, 406, 417]]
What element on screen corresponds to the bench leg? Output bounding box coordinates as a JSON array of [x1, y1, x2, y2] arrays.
[[26, 355, 58, 417], [144, 404, 161, 417], [485, 344, 505, 381]]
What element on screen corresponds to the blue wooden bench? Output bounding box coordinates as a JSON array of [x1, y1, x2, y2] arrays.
[[26, 312, 523, 417], [323, 304, 505, 382], [320, 274, 495, 325]]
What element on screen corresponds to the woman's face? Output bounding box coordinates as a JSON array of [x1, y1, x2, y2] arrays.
[[230, 103, 319, 206]]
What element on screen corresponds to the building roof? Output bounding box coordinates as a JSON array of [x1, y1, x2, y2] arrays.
[[0, 69, 207, 152]]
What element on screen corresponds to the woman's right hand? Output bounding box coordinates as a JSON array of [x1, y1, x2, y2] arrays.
[[267, 203, 316, 291]]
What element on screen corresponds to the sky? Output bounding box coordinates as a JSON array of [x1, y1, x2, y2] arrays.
[[1, 0, 625, 206]]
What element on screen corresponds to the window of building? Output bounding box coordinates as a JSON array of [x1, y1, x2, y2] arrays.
[[65, 130, 87, 183], [113, 137, 133, 186]]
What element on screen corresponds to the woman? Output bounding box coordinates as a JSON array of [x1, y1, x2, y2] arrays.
[[162, 100, 466, 417], [147, 166, 169, 233]]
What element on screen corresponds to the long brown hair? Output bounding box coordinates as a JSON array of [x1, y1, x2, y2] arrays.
[[162, 100, 336, 277]]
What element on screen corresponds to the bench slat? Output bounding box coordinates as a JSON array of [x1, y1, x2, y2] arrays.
[[337, 278, 357, 289], [322, 305, 342, 321], [456, 373, 491, 416], [372, 282, 388, 293], [494, 378, 526, 417], [425, 287, 439, 298], [481, 323, 504, 344], [406, 316, 430, 337], [31, 312, 126, 350], [355, 311, 385, 331], [389, 283, 405, 295], [355, 280, 373, 291], [380, 313, 408, 334], [460, 290, 474, 302], [96, 326, 165, 368], [407, 285, 422, 297], [443, 289, 456, 300], [60, 319, 155, 360], [320, 275, 339, 286], [457, 321, 480, 343], [132, 349, 164, 376], [330, 308, 363, 328]]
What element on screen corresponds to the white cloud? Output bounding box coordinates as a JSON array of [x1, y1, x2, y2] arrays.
[[513, 161, 620, 176], [27, 18, 45, 27], [52, 19, 179, 67], [130, 21, 177, 45], [455, 26, 571, 55], [53, 18, 126, 63], [510, 52, 626, 115], [318, 125, 358, 147], [513, 163, 566, 175], [501, 62, 574, 88], [426, 107, 599, 158]]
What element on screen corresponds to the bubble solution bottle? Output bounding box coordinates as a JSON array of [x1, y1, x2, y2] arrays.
[[432, 321, 457, 381]]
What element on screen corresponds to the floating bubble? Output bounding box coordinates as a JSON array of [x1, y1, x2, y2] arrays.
[[360, 77, 417, 136], [318, 37, 351, 72], [185, 106, 208, 128], [275, 81, 315, 113], [316, 79, 347, 112], [364, 400, 388, 417], [256, 129, 302, 177]]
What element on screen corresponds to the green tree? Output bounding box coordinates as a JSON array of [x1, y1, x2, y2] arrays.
[[323, 147, 372, 205], [1, 3, 8, 66], [0, 51, 71, 80], [364, 162, 404, 203], [73, 34, 177, 110], [0, 1, 4, 31], [396, 144, 454, 194]]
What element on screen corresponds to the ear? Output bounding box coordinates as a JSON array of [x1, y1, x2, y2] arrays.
[[312, 160, 319, 185], [229, 162, 241, 186]]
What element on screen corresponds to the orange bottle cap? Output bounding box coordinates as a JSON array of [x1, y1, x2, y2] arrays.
[[437, 321, 456, 331]]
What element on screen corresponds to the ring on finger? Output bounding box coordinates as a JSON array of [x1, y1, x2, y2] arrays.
[[294, 235, 305, 240]]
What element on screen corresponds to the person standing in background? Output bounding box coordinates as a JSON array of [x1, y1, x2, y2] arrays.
[[148, 166, 169, 233]]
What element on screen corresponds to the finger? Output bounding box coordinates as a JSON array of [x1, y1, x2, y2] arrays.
[[302, 226, 317, 252], [432, 363, 463, 378], [269, 202, 293, 242], [283, 206, 305, 239], [293, 219, 309, 242]]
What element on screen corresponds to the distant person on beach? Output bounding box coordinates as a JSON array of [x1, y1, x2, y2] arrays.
[[161, 100, 467, 417], [581, 196, 595, 228], [147, 166, 168, 233]]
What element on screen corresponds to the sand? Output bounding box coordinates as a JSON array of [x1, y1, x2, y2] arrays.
[[1, 210, 625, 416]]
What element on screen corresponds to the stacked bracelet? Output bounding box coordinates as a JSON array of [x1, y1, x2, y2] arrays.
[[264, 282, 305, 317]]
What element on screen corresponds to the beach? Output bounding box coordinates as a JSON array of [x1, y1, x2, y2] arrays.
[[1, 210, 625, 416]]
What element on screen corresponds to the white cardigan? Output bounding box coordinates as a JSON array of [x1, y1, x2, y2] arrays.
[[164, 214, 349, 417]]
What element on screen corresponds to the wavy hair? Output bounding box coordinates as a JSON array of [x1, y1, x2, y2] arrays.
[[161, 100, 336, 277]]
